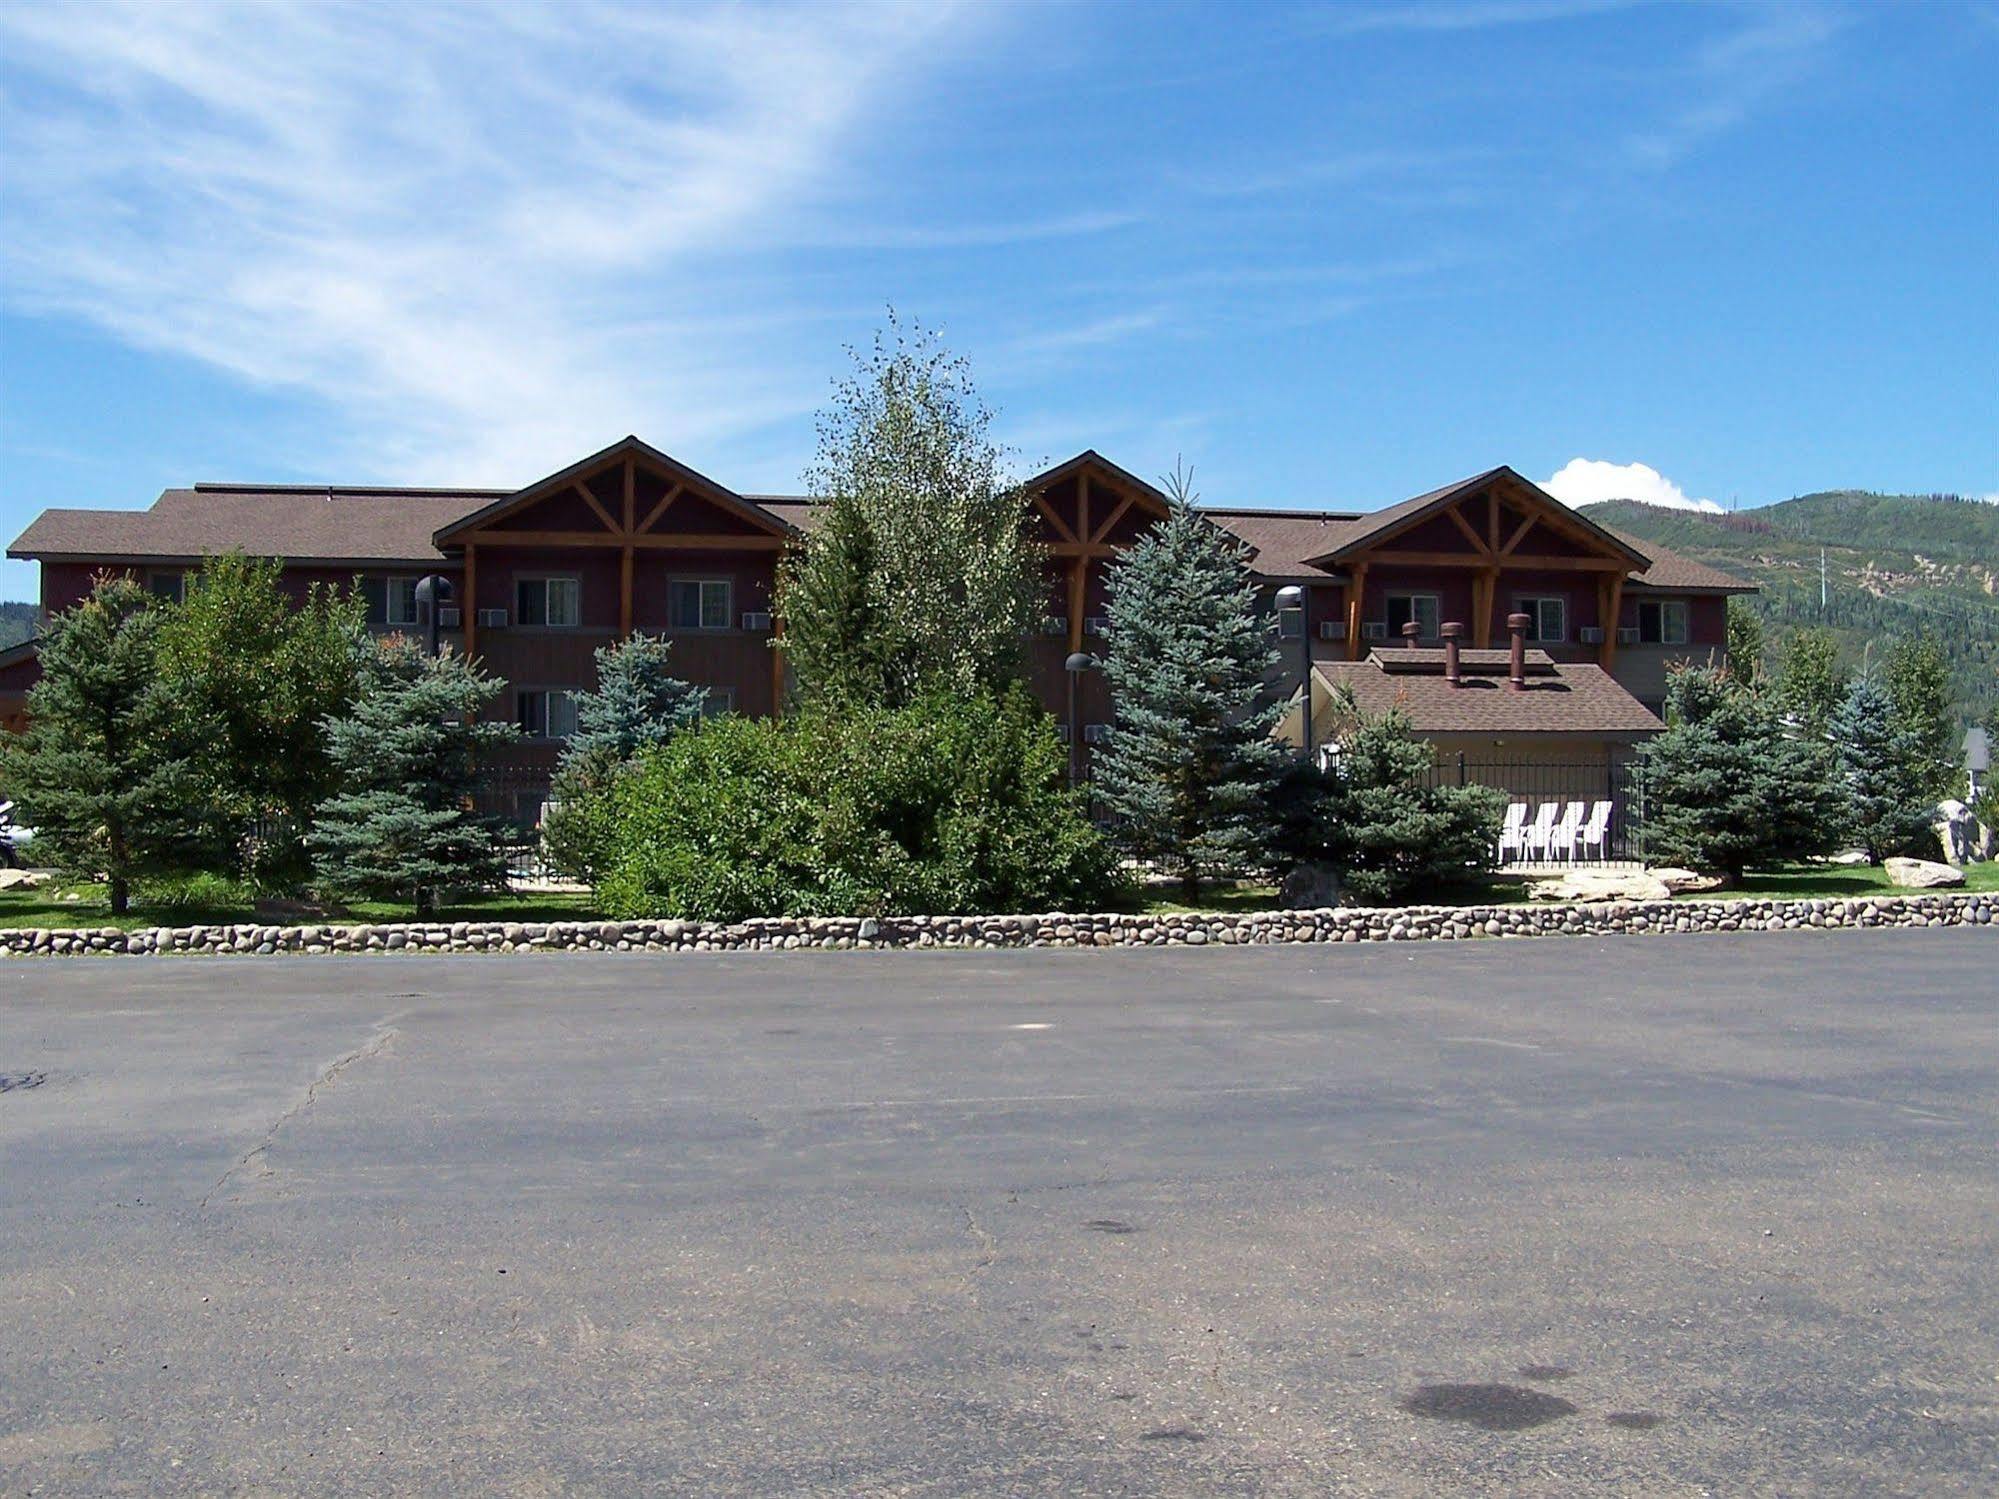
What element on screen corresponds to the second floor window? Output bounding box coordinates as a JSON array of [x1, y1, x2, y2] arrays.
[[1636, 599, 1689, 645], [1516, 595, 1566, 643], [1384, 593, 1440, 639], [669, 578, 732, 631], [385, 576, 420, 627], [148, 571, 185, 604], [516, 576, 580, 628], [515, 688, 578, 741]]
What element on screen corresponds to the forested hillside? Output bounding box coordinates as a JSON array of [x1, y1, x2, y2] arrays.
[[1583, 492, 1997, 730], [0, 601, 37, 651]]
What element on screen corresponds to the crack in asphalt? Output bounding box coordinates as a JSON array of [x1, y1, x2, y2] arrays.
[[200, 1016, 403, 1209]]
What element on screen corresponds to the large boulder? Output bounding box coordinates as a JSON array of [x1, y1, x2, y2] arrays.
[[1279, 862, 1344, 910], [1883, 856, 1965, 889], [0, 867, 48, 891], [1650, 867, 1725, 894], [1933, 800, 1978, 867], [1528, 869, 1674, 903]]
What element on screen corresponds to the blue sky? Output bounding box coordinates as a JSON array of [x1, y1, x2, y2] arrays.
[[1, 0, 1994, 598]]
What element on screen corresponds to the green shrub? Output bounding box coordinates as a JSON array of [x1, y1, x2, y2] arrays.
[[132, 871, 255, 915], [594, 689, 1122, 920], [1267, 690, 1506, 905]]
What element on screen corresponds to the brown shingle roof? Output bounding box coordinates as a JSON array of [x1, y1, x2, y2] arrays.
[[1203, 508, 1364, 577], [9, 486, 500, 565], [1315, 649, 1662, 737], [1599, 526, 1755, 591]]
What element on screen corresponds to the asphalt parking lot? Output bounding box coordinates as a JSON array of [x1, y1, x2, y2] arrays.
[[1, 929, 1994, 1495]]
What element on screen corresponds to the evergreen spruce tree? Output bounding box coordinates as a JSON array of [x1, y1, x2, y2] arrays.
[[1093, 468, 1284, 897], [1772, 625, 1847, 741], [308, 639, 518, 912], [1883, 631, 1958, 802], [1634, 665, 1847, 881], [1830, 675, 1938, 862], [0, 577, 200, 914], [775, 310, 1041, 708], [542, 633, 708, 883]]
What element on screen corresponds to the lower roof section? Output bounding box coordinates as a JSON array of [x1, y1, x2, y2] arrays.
[[1314, 650, 1664, 739]]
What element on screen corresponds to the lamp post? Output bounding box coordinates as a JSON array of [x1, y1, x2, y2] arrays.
[[414, 574, 454, 658], [1274, 584, 1311, 758], [1064, 651, 1097, 790]]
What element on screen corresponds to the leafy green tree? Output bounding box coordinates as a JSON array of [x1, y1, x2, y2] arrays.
[[542, 633, 708, 883], [1, 577, 200, 913], [1093, 469, 1285, 897], [1725, 597, 1765, 684], [1830, 675, 1938, 862], [776, 311, 1042, 708], [153, 551, 369, 879], [594, 688, 1119, 921], [308, 639, 518, 913], [1634, 665, 1847, 881], [1884, 631, 1958, 802], [1772, 625, 1847, 740], [1269, 690, 1505, 905]]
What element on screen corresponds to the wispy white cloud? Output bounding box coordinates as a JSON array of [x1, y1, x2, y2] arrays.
[[1542, 458, 1723, 513], [0, 0, 985, 486], [1625, 3, 1844, 169]]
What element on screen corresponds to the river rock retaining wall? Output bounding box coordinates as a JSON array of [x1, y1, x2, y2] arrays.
[[1, 891, 1991, 957]]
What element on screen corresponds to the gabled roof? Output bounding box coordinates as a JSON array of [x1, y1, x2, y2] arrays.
[[1316, 648, 1662, 737], [431, 435, 796, 545], [1203, 508, 1361, 578], [1304, 465, 1651, 569], [1022, 449, 1174, 515]]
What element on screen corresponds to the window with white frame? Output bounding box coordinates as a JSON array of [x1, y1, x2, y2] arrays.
[[385, 576, 420, 627], [515, 576, 580, 628], [698, 687, 734, 717], [515, 688, 578, 741], [1515, 595, 1566, 643], [1384, 593, 1440, 639], [668, 578, 732, 631], [1636, 598, 1689, 645]]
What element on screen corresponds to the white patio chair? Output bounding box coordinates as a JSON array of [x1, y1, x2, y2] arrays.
[[1520, 801, 1560, 862], [1497, 802, 1529, 864], [1577, 800, 1613, 862], [1542, 801, 1587, 864]]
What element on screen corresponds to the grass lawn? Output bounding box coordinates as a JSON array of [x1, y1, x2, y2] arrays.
[[1687, 861, 1999, 900]]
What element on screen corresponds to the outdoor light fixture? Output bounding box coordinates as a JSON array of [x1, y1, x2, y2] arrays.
[[1064, 651, 1097, 790], [1273, 585, 1311, 757], [414, 574, 454, 658]]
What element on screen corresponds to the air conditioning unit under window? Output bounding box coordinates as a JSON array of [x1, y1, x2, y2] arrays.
[[741, 611, 772, 632], [1055, 723, 1072, 743], [477, 608, 508, 629], [1042, 615, 1069, 636], [1617, 626, 1640, 645], [1361, 621, 1388, 640], [1578, 625, 1604, 644], [1084, 615, 1110, 637], [1319, 620, 1346, 641], [437, 606, 462, 629], [1082, 723, 1113, 745]]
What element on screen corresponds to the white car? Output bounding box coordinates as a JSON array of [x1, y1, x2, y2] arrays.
[[0, 800, 33, 868]]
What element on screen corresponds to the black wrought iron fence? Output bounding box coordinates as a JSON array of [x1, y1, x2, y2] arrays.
[[470, 768, 561, 887], [1423, 754, 1650, 867]]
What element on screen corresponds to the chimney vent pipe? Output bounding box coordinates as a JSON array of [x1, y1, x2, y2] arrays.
[[1506, 612, 1530, 691], [1441, 622, 1463, 685], [1401, 620, 1422, 648]]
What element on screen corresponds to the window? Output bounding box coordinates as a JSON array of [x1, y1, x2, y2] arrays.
[[1384, 593, 1440, 639], [385, 576, 420, 627], [1277, 607, 1303, 641], [669, 578, 732, 631], [698, 688, 735, 717], [1636, 599, 1689, 645], [515, 689, 578, 741], [1516, 595, 1566, 643], [516, 576, 579, 628], [148, 571, 185, 603]]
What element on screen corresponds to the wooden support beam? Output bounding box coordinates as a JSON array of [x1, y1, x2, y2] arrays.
[[770, 614, 786, 718], [463, 542, 478, 661], [637, 483, 682, 535], [1091, 491, 1135, 544], [1487, 490, 1499, 554], [1067, 555, 1087, 657], [1599, 573, 1625, 671], [1045, 542, 1119, 560], [1367, 549, 1626, 572], [573, 483, 620, 535], [481, 530, 786, 551], [1345, 563, 1368, 660], [1077, 472, 1090, 551], [1473, 566, 1497, 648], [1034, 494, 1078, 544], [622, 461, 635, 533], [1500, 513, 1538, 556], [619, 544, 634, 638], [1446, 504, 1491, 556]]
